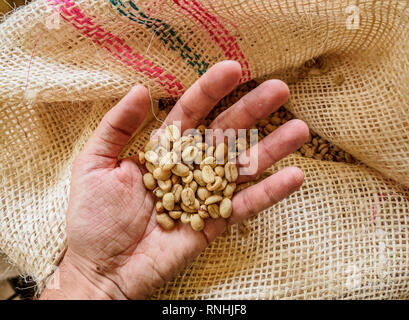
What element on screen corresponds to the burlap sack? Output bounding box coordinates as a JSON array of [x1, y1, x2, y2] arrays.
[[0, 252, 18, 281], [153, 153, 409, 300], [0, 0, 408, 298]]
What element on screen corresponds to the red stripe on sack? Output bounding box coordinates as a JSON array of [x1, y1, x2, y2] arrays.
[[172, 0, 251, 82], [47, 0, 184, 96]]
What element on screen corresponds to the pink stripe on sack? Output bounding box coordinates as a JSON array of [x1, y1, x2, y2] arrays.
[[172, 0, 251, 82], [47, 0, 184, 96]]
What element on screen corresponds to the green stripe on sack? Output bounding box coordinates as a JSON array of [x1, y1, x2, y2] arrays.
[[109, 0, 209, 75]]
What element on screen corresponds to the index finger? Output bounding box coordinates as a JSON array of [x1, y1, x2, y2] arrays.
[[163, 60, 242, 133]]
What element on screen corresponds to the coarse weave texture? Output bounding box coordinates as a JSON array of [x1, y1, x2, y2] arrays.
[[153, 153, 409, 300], [0, 251, 18, 281], [0, 0, 408, 298]]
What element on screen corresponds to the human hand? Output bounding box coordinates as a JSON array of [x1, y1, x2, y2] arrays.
[[40, 61, 309, 300]]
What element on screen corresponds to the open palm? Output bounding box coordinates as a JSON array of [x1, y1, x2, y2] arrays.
[[49, 61, 309, 300]]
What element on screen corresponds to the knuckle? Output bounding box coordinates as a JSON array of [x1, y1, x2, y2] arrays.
[[241, 191, 257, 217], [197, 78, 219, 103], [177, 99, 202, 123], [262, 180, 279, 205]]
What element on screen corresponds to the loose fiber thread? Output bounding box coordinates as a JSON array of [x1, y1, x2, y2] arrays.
[[47, 0, 184, 96], [109, 0, 209, 75], [25, 29, 46, 91], [148, 84, 163, 124], [172, 0, 251, 82]]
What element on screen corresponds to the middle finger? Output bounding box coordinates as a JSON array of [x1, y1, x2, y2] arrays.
[[209, 79, 289, 132]]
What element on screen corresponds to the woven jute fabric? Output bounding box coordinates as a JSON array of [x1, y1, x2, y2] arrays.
[[0, 0, 408, 298], [0, 251, 18, 281]]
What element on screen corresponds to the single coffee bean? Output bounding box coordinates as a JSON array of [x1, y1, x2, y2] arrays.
[[193, 169, 206, 186], [200, 156, 216, 169], [159, 134, 171, 150], [197, 124, 206, 135], [206, 146, 215, 157], [236, 138, 247, 152], [190, 214, 205, 231], [202, 165, 215, 184], [208, 204, 220, 219], [181, 203, 197, 213], [145, 150, 158, 164], [153, 187, 165, 198], [155, 201, 164, 213], [205, 194, 223, 205], [173, 135, 194, 153], [182, 171, 194, 184], [198, 205, 209, 219], [143, 173, 156, 190], [163, 193, 175, 211], [138, 151, 146, 165], [165, 125, 181, 142], [171, 184, 183, 202], [194, 150, 204, 165], [155, 146, 167, 160], [181, 187, 195, 207], [197, 187, 211, 201], [159, 151, 177, 171], [207, 176, 223, 191], [180, 212, 192, 224], [223, 183, 236, 197], [169, 211, 182, 219], [193, 198, 200, 210], [214, 166, 224, 177], [215, 143, 228, 163], [156, 213, 175, 230], [172, 163, 190, 177], [196, 142, 208, 151], [158, 179, 172, 193], [153, 167, 172, 181], [145, 161, 156, 174], [171, 174, 180, 185], [193, 133, 202, 143], [216, 178, 228, 192], [189, 181, 198, 193], [219, 198, 232, 218], [182, 146, 199, 163], [225, 162, 238, 182]]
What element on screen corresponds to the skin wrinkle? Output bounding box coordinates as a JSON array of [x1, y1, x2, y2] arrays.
[[234, 86, 274, 120], [259, 136, 281, 168], [236, 120, 308, 183], [114, 162, 140, 191], [68, 258, 115, 300], [262, 177, 280, 206], [65, 251, 128, 300], [71, 175, 146, 266], [196, 76, 222, 105], [211, 80, 288, 130], [89, 192, 160, 299], [130, 252, 167, 299], [241, 189, 258, 218], [121, 232, 170, 298], [178, 76, 221, 124], [104, 118, 135, 138], [236, 95, 261, 124], [95, 134, 126, 155], [174, 98, 204, 124]]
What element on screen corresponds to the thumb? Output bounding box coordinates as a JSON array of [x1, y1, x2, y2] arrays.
[[80, 85, 150, 168]]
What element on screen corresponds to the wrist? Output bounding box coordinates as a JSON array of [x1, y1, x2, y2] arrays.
[[40, 250, 128, 300]]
